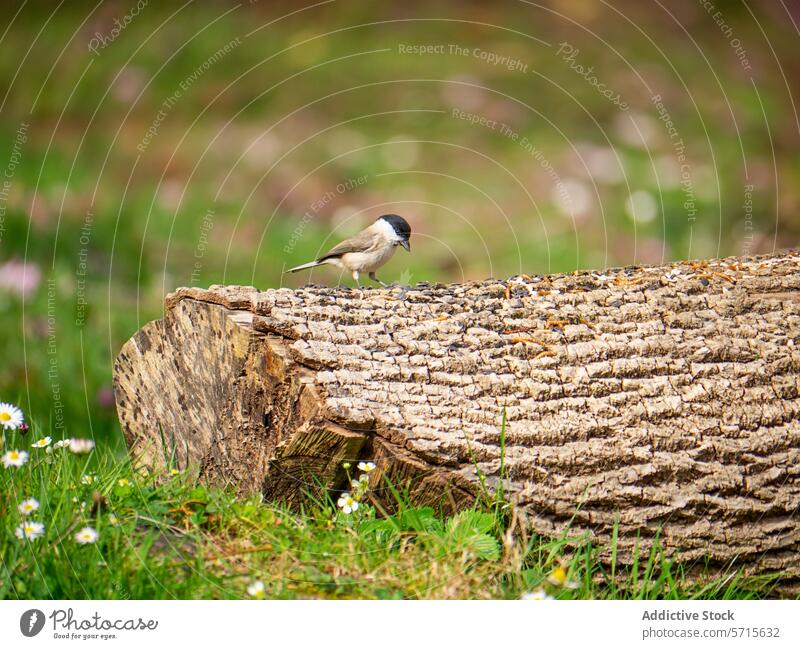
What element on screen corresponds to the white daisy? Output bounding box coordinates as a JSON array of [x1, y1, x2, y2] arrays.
[[68, 438, 95, 454], [75, 526, 99, 544], [246, 580, 266, 598], [80, 474, 95, 485], [357, 461, 376, 473], [337, 492, 359, 514], [32, 436, 52, 448], [0, 402, 24, 430], [18, 498, 40, 515], [521, 589, 554, 600], [2, 449, 29, 468], [15, 521, 45, 541]]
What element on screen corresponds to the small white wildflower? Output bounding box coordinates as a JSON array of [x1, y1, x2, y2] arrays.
[[246, 580, 266, 598], [75, 526, 99, 544], [357, 473, 370, 484], [0, 402, 24, 430], [357, 461, 376, 473], [117, 478, 130, 487], [18, 498, 40, 515], [521, 589, 554, 600], [16, 521, 45, 541], [108, 514, 119, 526], [31, 436, 52, 449], [337, 492, 359, 514], [69, 438, 95, 454], [2, 449, 29, 468], [48, 439, 69, 454], [81, 474, 95, 485]]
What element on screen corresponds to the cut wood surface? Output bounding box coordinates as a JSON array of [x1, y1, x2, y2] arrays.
[[113, 252, 800, 588]]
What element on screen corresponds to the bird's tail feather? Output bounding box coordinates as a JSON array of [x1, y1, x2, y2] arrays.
[[286, 259, 324, 273]]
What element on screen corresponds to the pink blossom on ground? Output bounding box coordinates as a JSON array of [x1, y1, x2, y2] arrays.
[[0, 259, 42, 297]]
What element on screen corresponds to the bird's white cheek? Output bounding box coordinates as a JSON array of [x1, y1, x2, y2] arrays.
[[375, 218, 402, 242]]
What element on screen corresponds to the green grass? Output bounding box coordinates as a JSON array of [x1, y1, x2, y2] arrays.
[[0, 418, 783, 600]]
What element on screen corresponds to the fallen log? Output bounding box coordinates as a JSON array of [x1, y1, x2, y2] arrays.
[[113, 252, 800, 588]]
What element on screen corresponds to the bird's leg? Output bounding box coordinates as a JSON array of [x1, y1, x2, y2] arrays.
[[369, 272, 390, 288], [352, 270, 361, 288]]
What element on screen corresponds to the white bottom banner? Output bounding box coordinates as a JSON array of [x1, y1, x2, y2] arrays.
[[0, 600, 796, 648]]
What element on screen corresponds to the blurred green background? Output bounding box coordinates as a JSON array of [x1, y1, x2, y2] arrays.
[[1, 0, 798, 447]]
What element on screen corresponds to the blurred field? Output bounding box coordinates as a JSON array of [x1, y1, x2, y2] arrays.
[[1, 0, 799, 447]]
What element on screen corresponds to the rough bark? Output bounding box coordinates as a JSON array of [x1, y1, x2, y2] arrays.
[[114, 252, 800, 589]]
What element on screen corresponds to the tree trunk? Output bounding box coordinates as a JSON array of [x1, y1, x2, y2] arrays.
[[113, 252, 800, 589]]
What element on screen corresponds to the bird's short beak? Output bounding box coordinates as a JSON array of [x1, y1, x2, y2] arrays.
[[400, 240, 411, 252]]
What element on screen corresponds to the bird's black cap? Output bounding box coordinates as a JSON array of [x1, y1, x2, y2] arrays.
[[378, 214, 411, 241]]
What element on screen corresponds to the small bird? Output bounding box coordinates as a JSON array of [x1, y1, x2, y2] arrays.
[[287, 214, 411, 287]]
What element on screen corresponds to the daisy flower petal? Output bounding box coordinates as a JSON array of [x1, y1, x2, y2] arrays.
[[2, 449, 29, 468], [18, 498, 40, 515], [75, 526, 99, 544], [521, 589, 554, 600], [246, 580, 266, 597], [0, 402, 24, 430], [15, 521, 45, 541], [69, 438, 95, 454]]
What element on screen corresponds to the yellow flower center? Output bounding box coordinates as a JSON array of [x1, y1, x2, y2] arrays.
[[0, 413, 10, 421], [9, 451, 19, 459]]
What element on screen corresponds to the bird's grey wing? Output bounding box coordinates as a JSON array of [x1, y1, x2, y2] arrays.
[[318, 230, 378, 261]]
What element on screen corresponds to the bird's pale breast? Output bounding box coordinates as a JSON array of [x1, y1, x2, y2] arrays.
[[340, 245, 398, 272]]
